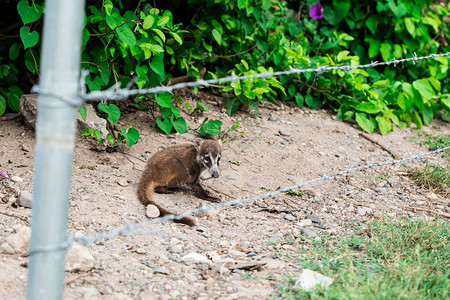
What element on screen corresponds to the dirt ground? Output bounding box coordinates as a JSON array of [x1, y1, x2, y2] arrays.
[[0, 90, 449, 299]]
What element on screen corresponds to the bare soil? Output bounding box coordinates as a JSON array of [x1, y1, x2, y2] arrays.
[[0, 90, 449, 299]]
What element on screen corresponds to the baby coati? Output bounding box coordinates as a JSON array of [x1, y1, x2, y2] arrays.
[[137, 138, 222, 226]]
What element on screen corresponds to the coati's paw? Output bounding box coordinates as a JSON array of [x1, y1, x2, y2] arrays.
[[154, 186, 177, 194]]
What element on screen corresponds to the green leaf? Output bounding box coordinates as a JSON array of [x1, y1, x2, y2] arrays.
[[196, 102, 210, 112], [152, 28, 166, 43], [306, 94, 322, 109], [6, 86, 23, 112], [380, 42, 392, 62], [211, 29, 222, 45], [155, 93, 172, 108], [199, 118, 223, 136], [20, 26, 39, 49], [225, 98, 240, 116], [103, 0, 113, 16], [376, 115, 392, 135], [17, 0, 42, 25], [169, 32, 182, 45], [93, 129, 102, 144], [79, 105, 87, 122], [387, 0, 407, 18], [405, 18, 415, 37], [367, 39, 381, 59], [106, 133, 114, 146], [156, 117, 173, 134], [116, 26, 136, 47], [365, 16, 378, 34], [9, 43, 21, 60], [413, 79, 434, 100], [411, 111, 423, 129], [355, 112, 376, 133], [237, 0, 248, 9], [0, 95, 6, 116], [143, 15, 155, 29], [120, 127, 140, 147], [442, 96, 450, 110], [355, 102, 381, 114], [98, 103, 121, 124], [427, 77, 441, 92], [173, 118, 188, 134], [150, 55, 165, 80], [295, 94, 304, 106], [157, 16, 170, 27], [422, 105, 433, 125]]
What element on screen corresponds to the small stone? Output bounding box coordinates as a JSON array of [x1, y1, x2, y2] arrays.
[[247, 252, 257, 257], [300, 227, 317, 238], [146, 204, 160, 218], [17, 190, 33, 208], [196, 263, 209, 271], [154, 266, 169, 275], [21, 144, 31, 152], [76, 286, 99, 297], [297, 219, 313, 227], [279, 140, 289, 145], [117, 178, 129, 187], [268, 236, 281, 243], [65, 242, 95, 272], [279, 130, 291, 137], [158, 254, 170, 263], [0, 242, 15, 255], [294, 269, 334, 291], [375, 187, 387, 194], [269, 115, 278, 121], [284, 214, 296, 221], [206, 251, 221, 262], [425, 193, 438, 201], [168, 245, 182, 253], [3, 227, 30, 254], [196, 226, 206, 233], [253, 200, 268, 209], [357, 206, 372, 216], [11, 176, 23, 183], [225, 174, 235, 180], [181, 252, 211, 264], [306, 214, 322, 224]]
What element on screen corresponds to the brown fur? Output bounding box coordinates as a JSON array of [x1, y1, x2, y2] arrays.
[[137, 139, 222, 226]]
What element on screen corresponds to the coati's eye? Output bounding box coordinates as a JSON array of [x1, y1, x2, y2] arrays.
[[217, 156, 221, 164], [203, 155, 211, 164]]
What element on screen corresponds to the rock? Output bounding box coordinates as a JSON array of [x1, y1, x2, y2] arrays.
[[225, 174, 235, 180], [76, 104, 109, 140], [269, 115, 278, 121], [168, 245, 182, 253], [0, 242, 15, 254], [117, 178, 129, 187], [294, 269, 334, 291], [146, 204, 160, 218], [76, 286, 99, 297], [206, 251, 221, 262], [300, 227, 317, 238], [297, 219, 313, 227], [268, 236, 281, 243], [254, 200, 268, 209], [3, 226, 30, 254], [19, 94, 38, 130], [65, 242, 95, 272], [279, 130, 291, 137], [181, 252, 211, 264], [357, 206, 372, 216], [11, 176, 23, 183], [306, 214, 322, 224], [17, 190, 33, 208], [279, 140, 289, 145], [154, 266, 169, 275], [284, 214, 296, 221]]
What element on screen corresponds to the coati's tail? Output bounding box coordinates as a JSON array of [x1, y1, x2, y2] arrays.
[[137, 181, 196, 227]]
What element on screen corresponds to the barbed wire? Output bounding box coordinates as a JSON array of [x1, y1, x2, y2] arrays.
[[27, 145, 450, 256], [30, 51, 450, 106]]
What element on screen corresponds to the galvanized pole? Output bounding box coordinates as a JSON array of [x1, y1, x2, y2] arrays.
[[27, 0, 85, 299]]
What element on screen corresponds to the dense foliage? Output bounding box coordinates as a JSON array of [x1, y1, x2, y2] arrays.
[[1, 0, 449, 145]]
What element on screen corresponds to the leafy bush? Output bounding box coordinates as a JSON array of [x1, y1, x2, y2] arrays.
[[1, 0, 449, 138]]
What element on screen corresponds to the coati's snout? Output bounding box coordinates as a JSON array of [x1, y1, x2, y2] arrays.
[[212, 170, 219, 178]]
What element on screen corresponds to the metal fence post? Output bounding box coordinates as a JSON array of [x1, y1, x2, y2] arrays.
[[27, 0, 85, 299]]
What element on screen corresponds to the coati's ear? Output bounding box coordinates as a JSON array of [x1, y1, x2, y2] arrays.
[[217, 139, 222, 147], [194, 138, 203, 151]]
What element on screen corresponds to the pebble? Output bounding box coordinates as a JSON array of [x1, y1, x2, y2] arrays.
[[297, 219, 313, 227], [196, 226, 206, 233], [16, 190, 33, 208], [279, 140, 289, 145], [278, 130, 291, 137], [375, 187, 387, 194], [300, 227, 317, 238], [65, 242, 95, 272], [76, 287, 99, 297], [117, 178, 129, 187], [268, 236, 281, 243], [294, 269, 334, 291], [168, 245, 182, 253], [357, 206, 372, 216], [154, 266, 169, 275], [181, 252, 210, 264], [146, 204, 160, 218], [269, 115, 278, 121], [2, 226, 30, 254], [247, 252, 257, 257], [254, 200, 268, 209], [225, 174, 235, 180], [284, 214, 296, 221], [306, 214, 322, 224], [11, 176, 23, 183]]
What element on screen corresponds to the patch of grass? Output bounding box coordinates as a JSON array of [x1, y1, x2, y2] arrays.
[[408, 161, 449, 197], [274, 218, 450, 299], [415, 132, 450, 151]]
